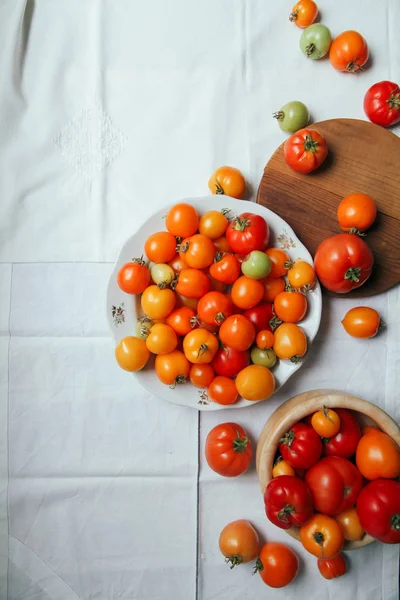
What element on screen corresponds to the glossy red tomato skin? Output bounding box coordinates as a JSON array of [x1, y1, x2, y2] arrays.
[[356, 479, 400, 544], [364, 81, 400, 127], [279, 422, 322, 469], [226, 213, 269, 254], [197, 291, 233, 325], [314, 234, 374, 293], [209, 253, 241, 284], [205, 423, 252, 477], [211, 347, 250, 378], [323, 409, 361, 458], [242, 303, 274, 333], [264, 475, 314, 529], [305, 456, 363, 516], [318, 554, 347, 580], [284, 128, 328, 174]]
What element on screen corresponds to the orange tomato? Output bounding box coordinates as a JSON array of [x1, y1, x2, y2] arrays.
[[335, 507, 365, 542], [273, 323, 307, 362], [208, 376, 238, 405], [287, 260, 316, 290], [235, 365, 275, 401], [263, 276, 285, 302], [219, 314, 256, 351], [145, 323, 178, 355], [341, 306, 382, 339], [168, 254, 188, 274], [317, 554, 347, 580], [155, 349, 190, 386], [361, 425, 379, 436], [355, 429, 400, 480], [115, 336, 150, 372], [213, 235, 231, 253], [179, 234, 216, 269], [337, 193, 377, 233], [231, 276, 264, 310], [117, 259, 151, 295], [329, 30, 369, 72], [141, 285, 176, 320], [183, 328, 219, 364], [255, 542, 299, 588], [274, 291, 307, 323], [300, 514, 344, 559], [144, 231, 177, 263], [166, 307, 197, 336], [311, 407, 341, 438], [189, 363, 215, 388], [199, 210, 229, 239], [165, 203, 199, 238], [272, 458, 295, 478], [265, 248, 290, 278], [256, 329, 275, 350], [175, 268, 210, 298], [219, 519, 259, 567], [208, 166, 246, 199], [289, 0, 318, 29]]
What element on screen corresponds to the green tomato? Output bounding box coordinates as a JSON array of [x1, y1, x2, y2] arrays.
[[251, 346, 277, 368], [241, 251, 272, 279], [274, 101, 309, 133], [300, 24, 332, 60], [151, 263, 175, 288]]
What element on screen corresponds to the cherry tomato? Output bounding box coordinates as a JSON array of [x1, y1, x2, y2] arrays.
[[284, 128, 328, 174], [183, 328, 219, 364], [219, 314, 255, 351], [314, 233, 374, 293], [243, 302, 276, 333], [165, 203, 199, 238], [197, 291, 233, 325], [287, 260, 316, 290], [264, 475, 313, 529], [219, 520, 259, 568], [364, 81, 400, 127], [208, 166, 246, 199], [255, 543, 299, 588], [205, 422, 252, 477], [141, 285, 176, 319], [265, 248, 290, 278], [209, 253, 241, 285], [274, 291, 307, 323], [115, 336, 150, 372], [166, 307, 197, 336], [335, 507, 365, 542], [273, 100, 310, 133], [175, 268, 210, 298], [263, 276, 285, 302], [168, 254, 188, 274], [279, 422, 322, 469], [199, 210, 229, 239], [289, 0, 318, 28], [155, 349, 190, 386], [300, 24, 332, 60], [150, 263, 175, 288], [145, 323, 178, 355], [311, 407, 341, 438], [329, 30, 369, 72], [117, 258, 151, 294], [179, 234, 215, 269], [213, 235, 232, 253], [235, 365, 275, 401], [341, 306, 382, 339], [226, 213, 269, 254], [337, 193, 377, 233], [189, 363, 215, 388], [356, 479, 400, 544], [300, 514, 344, 559], [208, 376, 238, 406], [273, 323, 307, 362], [144, 231, 177, 263], [305, 456, 363, 516], [317, 554, 347, 580], [241, 250, 272, 280], [356, 429, 400, 480], [323, 408, 361, 458], [212, 346, 250, 378], [272, 458, 295, 478], [250, 347, 277, 368], [256, 330, 275, 350], [230, 276, 264, 310]]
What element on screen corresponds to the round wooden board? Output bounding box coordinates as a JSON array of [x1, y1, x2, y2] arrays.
[[257, 119, 400, 297]]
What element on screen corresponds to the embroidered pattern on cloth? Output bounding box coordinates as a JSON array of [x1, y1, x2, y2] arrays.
[[54, 105, 127, 179]]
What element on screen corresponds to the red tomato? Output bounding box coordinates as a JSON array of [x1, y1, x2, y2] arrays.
[[279, 422, 322, 469], [255, 543, 299, 588], [364, 81, 400, 127], [305, 456, 363, 516], [189, 364, 214, 388], [212, 347, 250, 378], [314, 233, 374, 293], [197, 291, 233, 325], [117, 259, 151, 294], [209, 253, 241, 284], [226, 213, 269, 254], [166, 307, 197, 336], [242, 302, 275, 333], [318, 554, 347, 580], [264, 475, 314, 529], [356, 479, 400, 544], [205, 423, 252, 477], [208, 376, 238, 406], [323, 408, 361, 458], [175, 268, 210, 298], [284, 128, 328, 174], [219, 314, 256, 351]]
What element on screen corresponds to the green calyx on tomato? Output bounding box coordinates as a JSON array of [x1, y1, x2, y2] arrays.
[[225, 555, 243, 569], [280, 429, 295, 447], [233, 431, 250, 454], [303, 135, 319, 152], [278, 504, 296, 523], [232, 216, 251, 231], [253, 558, 263, 574], [344, 267, 361, 282], [391, 514, 400, 530]]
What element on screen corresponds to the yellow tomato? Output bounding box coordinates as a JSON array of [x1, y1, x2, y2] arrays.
[[115, 337, 150, 372]]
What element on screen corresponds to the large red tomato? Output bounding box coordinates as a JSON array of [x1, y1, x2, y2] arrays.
[[226, 213, 269, 254], [364, 81, 400, 127], [314, 234, 374, 293], [323, 408, 361, 458], [305, 456, 363, 516], [279, 422, 322, 469], [212, 347, 250, 378], [242, 302, 275, 333], [284, 128, 328, 174], [205, 423, 252, 477], [264, 475, 313, 529], [356, 479, 400, 544]]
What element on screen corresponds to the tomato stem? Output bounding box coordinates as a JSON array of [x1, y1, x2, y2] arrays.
[[322, 405, 334, 423], [232, 216, 250, 232], [252, 558, 263, 574], [284, 261, 294, 270], [348, 227, 366, 237], [346, 58, 364, 73], [176, 241, 189, 253], [197, 344, 209, 359], [169, 375, 187, 389], [290, 355, 302, 364], [269, 316, 282, 330], [391, 513, 400, 531], [314, 531, 325, 545], [215, 181, 225, 195], [132, 255, 146, 266], [214, 251, 224, 262], [379, 318, 386, 329], [387, 89, 400, 110], [305, 43, 316, 58], [344, 267, 361, 282], [303, 135, 319, 153], [225, 555, 243, 569], [214, 312, 226, 325], [279, 429, 295, 448], [190, 316, 200, 328], [278, 504, 296, 523], [289, 9, 298, 22], [273, 110, 285, 121], [221, 208, 232, 217], [233, 431, 249, 454]]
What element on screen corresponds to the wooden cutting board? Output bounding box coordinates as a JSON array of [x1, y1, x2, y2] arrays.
[[257, 118, 400, 297]]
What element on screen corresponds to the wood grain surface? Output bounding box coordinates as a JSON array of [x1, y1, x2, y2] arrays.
[[257, 119, 400, 297]]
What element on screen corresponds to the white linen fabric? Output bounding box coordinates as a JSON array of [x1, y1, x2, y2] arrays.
[[0, 0, 398, 599]]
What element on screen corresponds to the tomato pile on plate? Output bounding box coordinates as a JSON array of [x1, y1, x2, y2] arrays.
[[114, 202, 316, 405]]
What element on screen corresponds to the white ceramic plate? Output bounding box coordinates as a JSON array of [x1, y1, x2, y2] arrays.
[[107, 196, 322, 410]]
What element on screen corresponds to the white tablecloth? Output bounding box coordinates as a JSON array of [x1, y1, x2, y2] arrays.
[[0, 1, 399, 599]]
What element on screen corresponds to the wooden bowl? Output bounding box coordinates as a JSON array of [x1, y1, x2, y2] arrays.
[[256, 389, 400, 550]]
